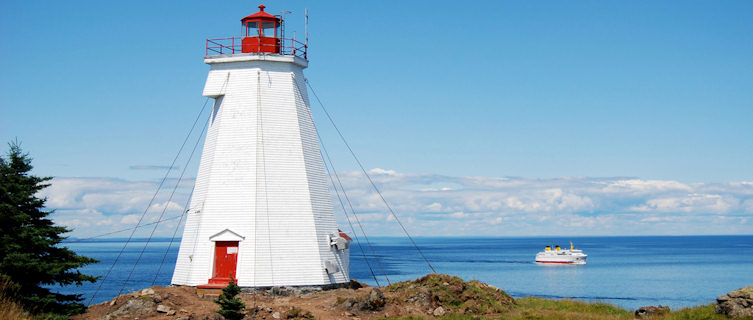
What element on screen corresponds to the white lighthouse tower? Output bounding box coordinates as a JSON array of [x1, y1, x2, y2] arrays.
[[171, 5, 351, 289]]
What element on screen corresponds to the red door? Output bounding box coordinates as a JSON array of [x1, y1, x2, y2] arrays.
[[211, 241, 239, 284]]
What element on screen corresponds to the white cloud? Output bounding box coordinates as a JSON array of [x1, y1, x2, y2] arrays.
[[129, 165, 178, 171], [744, 199, 753, 213], [367, 168, 400, 176], [327, 170, 753, 236], [425, 202, 443, 212], [601, 179, 693, 194], [640, 216, 685, 223], [350, 213, 386, 222], [631, 194, 740, 214], [150, 201, 185, 212], [120, 214, 141, 225], [42, 177, 192, 238], [450, 211, 469, 218], [43, 171, 753, 238]]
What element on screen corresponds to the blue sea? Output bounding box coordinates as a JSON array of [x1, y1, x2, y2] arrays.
[[60, 235, 753, 311]]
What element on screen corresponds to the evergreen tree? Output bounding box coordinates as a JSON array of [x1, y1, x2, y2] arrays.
[[0, 142, 99, 316], [214, 279, 246, 320]]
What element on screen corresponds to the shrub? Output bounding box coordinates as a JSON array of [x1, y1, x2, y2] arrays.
[[214, 280, 246, 320]]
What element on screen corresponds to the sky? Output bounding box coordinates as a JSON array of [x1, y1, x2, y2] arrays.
[[1, 1, 752, 238]]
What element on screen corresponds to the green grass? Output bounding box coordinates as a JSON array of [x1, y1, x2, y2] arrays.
[[0, 279, 31, 320], [386, 297, 633, 320], [662, 303, 746, 320], [383, 275, 746, 320], [502, 297, 633, 320], [386, 298, 747, 320], [388, 316, 483, 320]]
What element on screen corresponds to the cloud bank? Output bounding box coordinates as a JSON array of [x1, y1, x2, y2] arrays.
[[327, 170, 752, 236], [129, 165, 179, 171], [43, 177, 193, 239], [41, 171, 753, 238]]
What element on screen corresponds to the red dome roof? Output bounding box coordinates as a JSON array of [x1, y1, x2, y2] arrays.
[[241, 5, 279, 22]]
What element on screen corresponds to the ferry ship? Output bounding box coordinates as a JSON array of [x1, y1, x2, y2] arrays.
[[535, 242, 587, 264]]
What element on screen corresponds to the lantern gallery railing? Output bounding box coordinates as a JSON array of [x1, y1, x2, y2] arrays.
[[205, 37, 308, 59]]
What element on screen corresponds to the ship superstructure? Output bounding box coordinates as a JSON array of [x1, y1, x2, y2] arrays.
[[535, 242, 587, 265]]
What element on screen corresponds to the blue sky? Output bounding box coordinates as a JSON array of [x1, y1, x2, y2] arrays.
[[1, 1, 752, 237]]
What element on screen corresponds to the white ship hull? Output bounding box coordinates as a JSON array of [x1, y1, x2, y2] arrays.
[[535, 253, 587, 264], [535, 244, 587, 265]]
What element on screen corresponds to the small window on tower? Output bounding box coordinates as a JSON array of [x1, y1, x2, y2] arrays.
[[261, 21, 275, 37], [246, 21, 259, 37]]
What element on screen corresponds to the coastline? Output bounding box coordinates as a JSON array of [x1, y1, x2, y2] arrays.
[[64, 235, 753, 311], [74, 274, 741, 320]]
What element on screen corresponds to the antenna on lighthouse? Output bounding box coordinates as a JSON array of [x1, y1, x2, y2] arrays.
[[305, 8, 309, 47], [279, 10, 291, 42]]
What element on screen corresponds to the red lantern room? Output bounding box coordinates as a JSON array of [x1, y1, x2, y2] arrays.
[[241, 5, 280, 53]]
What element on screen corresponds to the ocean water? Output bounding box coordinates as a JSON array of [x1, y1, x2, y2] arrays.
[[60, 235, 753, 311]]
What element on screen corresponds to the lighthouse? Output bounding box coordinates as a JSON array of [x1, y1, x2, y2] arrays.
[[171, 5, 351, 289]]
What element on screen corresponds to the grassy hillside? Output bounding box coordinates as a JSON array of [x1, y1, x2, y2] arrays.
[[388, 297, 738, 320]]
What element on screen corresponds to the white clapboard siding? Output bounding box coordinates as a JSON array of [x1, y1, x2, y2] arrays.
[[172, 54, 349, 287]]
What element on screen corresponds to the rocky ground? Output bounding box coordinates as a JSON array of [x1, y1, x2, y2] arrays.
[[76, 274, 514, 320], [75, 275, 753, 320], [716, 285, 753, 319]]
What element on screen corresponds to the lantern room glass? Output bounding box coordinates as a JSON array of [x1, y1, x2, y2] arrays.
[[261, 21, 276, 37], [246, 21, 259, 37]]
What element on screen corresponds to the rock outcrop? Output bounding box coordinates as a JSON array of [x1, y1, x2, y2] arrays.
[[634, 305, 669, 318], [387, 273, 515, 315], [716, 285, 753, 318], [105, 298, 155, 319], [341, 288, 386, 311], [74, 274, 539, 319]]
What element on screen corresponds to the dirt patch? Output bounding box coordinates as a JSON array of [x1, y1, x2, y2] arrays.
[[74, 285, 220, 320]]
